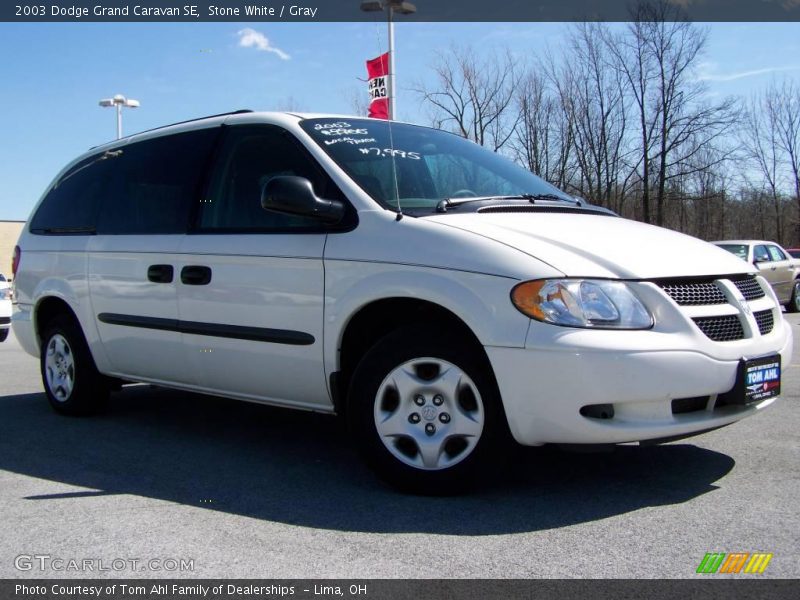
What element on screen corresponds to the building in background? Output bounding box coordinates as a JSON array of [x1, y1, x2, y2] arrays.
[[0, 221, 25, 279]]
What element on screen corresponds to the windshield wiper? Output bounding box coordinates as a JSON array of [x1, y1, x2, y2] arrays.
[[31, 226, 96, 235], [435, 193, 575, 213]]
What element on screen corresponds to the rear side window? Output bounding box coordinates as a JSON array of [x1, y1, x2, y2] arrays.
[[30, 153, 113, 234], [767, 245, 787, 262], [96, 128, 219, 234], [754, 245, 771, 262]]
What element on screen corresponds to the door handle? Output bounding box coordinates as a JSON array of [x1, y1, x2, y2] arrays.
[[181, 265, 212, 286], [147, 264, 174, 284]]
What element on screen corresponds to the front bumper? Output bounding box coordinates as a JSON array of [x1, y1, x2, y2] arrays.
[[487, 315, 793, 446], [11, 304, 37, 356], [0, 301, 11, 333]]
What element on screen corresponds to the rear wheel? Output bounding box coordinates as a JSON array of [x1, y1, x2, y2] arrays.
[[787, 280, 800, 313], [40, 315, 108, 415], [347, 326, 508, 494]]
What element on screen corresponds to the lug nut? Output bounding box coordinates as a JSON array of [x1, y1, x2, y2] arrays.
[[439, 413, 451, 424], [425, 423, 436, 436], [408, 413, 421, 424], [414, 395, 425, 406], [433, 394, 444, 406]]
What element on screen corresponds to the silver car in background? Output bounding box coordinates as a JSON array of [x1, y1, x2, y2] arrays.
[[713, 240, 799, 312]]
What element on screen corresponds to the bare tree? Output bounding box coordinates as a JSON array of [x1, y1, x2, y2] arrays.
[[604, 10, 659, 223], [410, 4, 797, 244], [740, 92, 786, 243], [560, 22, 632, 212], [770, 79, 800, 241], [413, 45, 520, 151], [510, 69, 573, 189], [605, 2, 736, 225]]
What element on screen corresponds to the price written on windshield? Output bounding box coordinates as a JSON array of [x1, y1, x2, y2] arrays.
[[358, 148, 421, 160]]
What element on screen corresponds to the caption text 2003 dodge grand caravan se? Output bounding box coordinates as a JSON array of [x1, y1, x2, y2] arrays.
[[11, 112, 793, 492]]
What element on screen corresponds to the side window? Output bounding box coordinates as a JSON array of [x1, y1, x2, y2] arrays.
[[767, 245, 787, 262], [30, 153, 112, 234], [96, 128, 219, 235], [754, 245, 771, 263], [198, 126, 341, 231]]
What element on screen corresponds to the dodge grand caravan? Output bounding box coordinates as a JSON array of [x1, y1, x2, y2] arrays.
[[11, 111, 793, 492]]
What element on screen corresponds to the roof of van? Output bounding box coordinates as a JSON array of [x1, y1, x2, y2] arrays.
[[89, 110, 404, 151]]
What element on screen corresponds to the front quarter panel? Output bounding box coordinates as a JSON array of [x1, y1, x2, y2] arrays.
[[323, 211, 559, 378]]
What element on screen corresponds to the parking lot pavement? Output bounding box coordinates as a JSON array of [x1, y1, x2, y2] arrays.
[[0, 315, 798, 579]]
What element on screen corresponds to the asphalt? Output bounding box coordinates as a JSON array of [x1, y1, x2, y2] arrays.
[[0, 315, 798, 579]]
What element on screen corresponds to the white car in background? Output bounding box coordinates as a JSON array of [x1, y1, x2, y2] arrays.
[[0, 274, 10, 342], [10, 112, 794, 492]]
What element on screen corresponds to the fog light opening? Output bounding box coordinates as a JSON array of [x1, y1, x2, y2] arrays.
[[579, 404, 615, 420]]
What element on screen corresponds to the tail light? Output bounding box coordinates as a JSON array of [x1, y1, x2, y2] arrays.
[[11, 245, 20, 278]]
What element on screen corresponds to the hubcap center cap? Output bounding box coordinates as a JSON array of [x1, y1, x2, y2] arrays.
[[421, 405, 437, 421]]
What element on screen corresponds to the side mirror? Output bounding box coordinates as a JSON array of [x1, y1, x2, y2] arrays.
[[753, 256, 767, 265], [261, 176, 345, 224]]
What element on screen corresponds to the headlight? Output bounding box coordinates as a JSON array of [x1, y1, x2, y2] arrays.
[[0, 288, 9, 301], [511, 279, 653, 330]]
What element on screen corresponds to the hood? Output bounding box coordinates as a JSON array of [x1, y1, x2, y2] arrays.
[[425, 212, 753, 279]]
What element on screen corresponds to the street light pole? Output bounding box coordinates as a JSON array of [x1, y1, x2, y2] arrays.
[[98, 94, 140, 140], [360, 0, 416, 120], [115, 103, 122, 139]]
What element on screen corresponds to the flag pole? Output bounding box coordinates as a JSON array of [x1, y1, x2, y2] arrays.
[[387, 6, 395, 120]]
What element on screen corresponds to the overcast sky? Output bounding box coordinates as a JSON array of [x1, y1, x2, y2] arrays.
[[1, 21, 799, 220]]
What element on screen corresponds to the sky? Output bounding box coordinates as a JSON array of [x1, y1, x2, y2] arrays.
[[1, 21, 799, 220]]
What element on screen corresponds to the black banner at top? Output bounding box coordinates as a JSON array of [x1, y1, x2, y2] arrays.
[[3, 0, 800, 22]]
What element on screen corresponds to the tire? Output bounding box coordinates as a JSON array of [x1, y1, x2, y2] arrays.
[[0, 329, 8, 343], [787, 280, 800, 313], [40, 314, 108, 415], [347, 325, 509, 494]]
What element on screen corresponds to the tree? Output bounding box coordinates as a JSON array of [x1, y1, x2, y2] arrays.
[[770, 80, 800, 241], [740, 91, 786, 243], [510, 69, 573, 190], [606, 2, 737, 225], [413, 46, 520, 151], [560, 22, 632, 212]]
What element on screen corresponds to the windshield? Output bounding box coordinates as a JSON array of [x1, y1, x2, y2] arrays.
[[300, 118, 570, 212], [717, 244, 749, 260]]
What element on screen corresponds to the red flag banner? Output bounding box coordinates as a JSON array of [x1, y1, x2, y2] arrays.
[[366, 52, 389, 120]]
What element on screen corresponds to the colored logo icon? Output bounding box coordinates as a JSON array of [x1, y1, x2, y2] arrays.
[[696, 553, 773, 574]]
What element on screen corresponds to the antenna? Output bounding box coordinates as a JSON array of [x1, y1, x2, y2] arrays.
[[372, 11, 403, 220]]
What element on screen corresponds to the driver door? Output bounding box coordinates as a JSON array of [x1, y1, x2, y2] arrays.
[[177, 125, 343, 410]]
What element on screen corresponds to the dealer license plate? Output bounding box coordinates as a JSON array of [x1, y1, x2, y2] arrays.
[[742, 355, 781, 404]]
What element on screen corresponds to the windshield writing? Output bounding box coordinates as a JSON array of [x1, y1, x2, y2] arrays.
[[300, 118, 569, 212]]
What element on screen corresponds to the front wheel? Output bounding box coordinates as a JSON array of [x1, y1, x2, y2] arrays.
[[0, 329, 8, 343], [347, 326, 508, 494], [787, 280, 800, 313]]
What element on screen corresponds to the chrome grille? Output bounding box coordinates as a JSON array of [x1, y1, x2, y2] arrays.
[[754, 309, 774, 335], [692, 315, 744, 342], [660, 281, 727, 306], [732, 276, 765, 300]]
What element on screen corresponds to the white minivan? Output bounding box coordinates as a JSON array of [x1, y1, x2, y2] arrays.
[[11, 111, 793, 492]]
